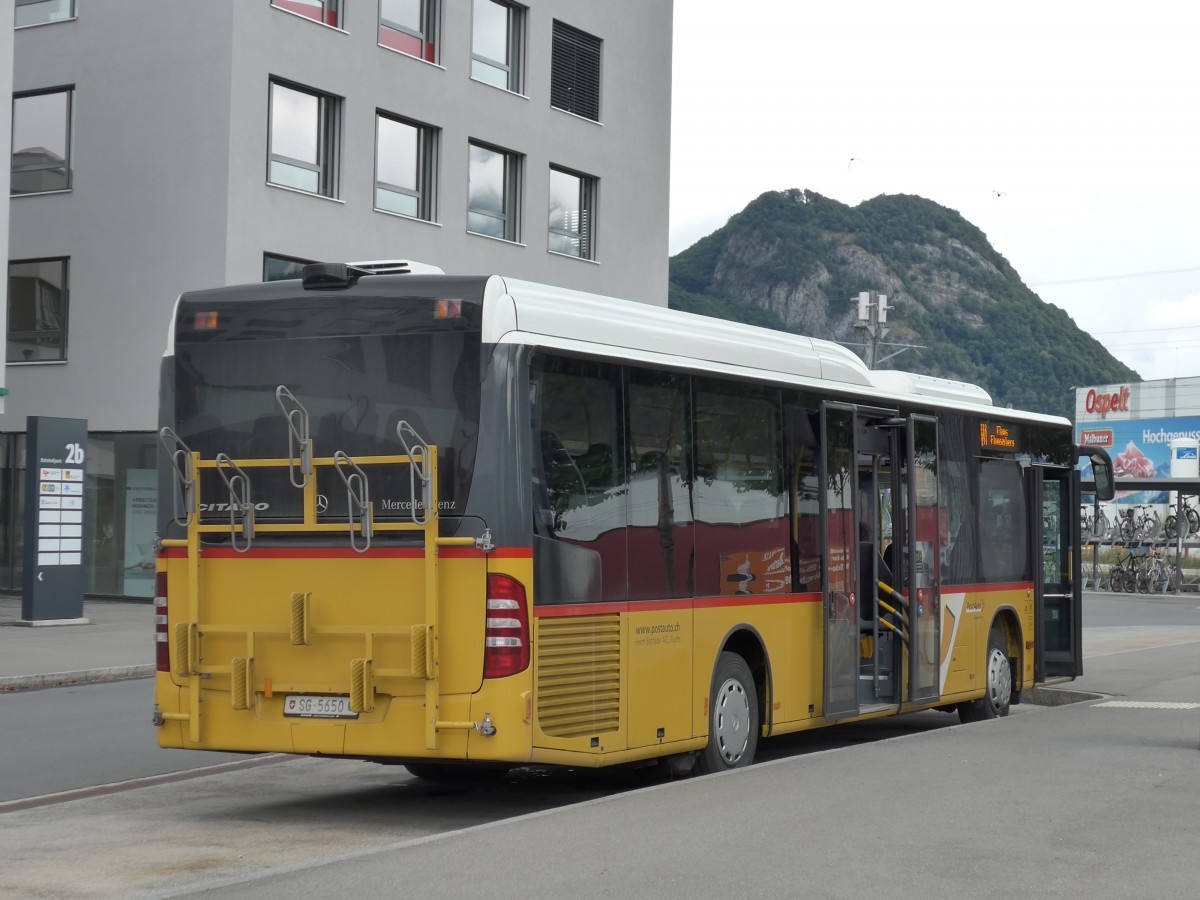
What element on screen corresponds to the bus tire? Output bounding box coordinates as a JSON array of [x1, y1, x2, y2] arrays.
[[958, 628, 1012, 724], [696, 651, 759, 775]]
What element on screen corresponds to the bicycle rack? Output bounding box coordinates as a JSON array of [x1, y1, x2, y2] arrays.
[[1084, 494, 1200, 594], [156, 386, 500, 747], [276, 385, 313, 489]]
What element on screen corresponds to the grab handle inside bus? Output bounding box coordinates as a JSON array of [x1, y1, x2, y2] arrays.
[[1077, 444, 1115, 501]]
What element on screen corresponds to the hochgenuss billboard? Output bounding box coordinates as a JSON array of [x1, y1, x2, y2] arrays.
[[1075, 382, 1200, 502]]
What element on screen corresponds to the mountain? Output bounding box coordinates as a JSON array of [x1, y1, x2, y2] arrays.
[[668, 190, 1138, 418]]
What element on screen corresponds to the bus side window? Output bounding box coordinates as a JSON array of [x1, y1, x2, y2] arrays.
[[693, 380, 787, 596], [626, 370, 693, 601], [531, 354, 626, 604], [978, 458, 1030, 582], [787, 405, 822, 593]]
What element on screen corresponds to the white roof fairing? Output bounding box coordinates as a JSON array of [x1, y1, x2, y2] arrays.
[[484, 275, 862, 383], [164, 271, 1066, 430], [483, 276, 1066, 427]]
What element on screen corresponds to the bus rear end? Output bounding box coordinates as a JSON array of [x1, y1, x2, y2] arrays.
[[153, 267, 531, 766]]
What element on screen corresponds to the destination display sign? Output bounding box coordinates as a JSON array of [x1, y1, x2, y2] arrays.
[[979, 421, 1018, 451]]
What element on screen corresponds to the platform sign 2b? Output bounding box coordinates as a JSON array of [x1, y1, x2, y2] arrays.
[[22, 416, 88, 622]]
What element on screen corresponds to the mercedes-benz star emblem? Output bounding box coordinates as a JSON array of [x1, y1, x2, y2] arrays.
[[316, 494, 329, 513]]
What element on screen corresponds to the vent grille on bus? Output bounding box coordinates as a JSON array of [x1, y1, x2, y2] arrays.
[[536, 614, 621, 738]]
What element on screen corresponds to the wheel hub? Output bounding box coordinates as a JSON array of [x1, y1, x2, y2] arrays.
[[713, 677, 751, 764], [986, 646, 1012, 711]]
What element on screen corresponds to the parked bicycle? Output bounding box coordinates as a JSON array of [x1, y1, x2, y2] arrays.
[[1134, 545, 1171, 594], [1118, 504, 1161, 542], [1105, 546, 1142, 592], [1164, 495, 1200, 540]]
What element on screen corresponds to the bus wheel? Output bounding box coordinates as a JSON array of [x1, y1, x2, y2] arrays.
[[958, 628, 1013, 724], [696, 652, 759, 775]]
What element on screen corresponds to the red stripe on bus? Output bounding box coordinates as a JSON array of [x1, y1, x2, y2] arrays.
[[532, 584, 1044, 618], [486, 547, 533, 559], [172, 547, 425, 560], [535, 601, 633, 617], [159, 546, 530, 561], [534, 592, 822, 618], [947, 582, 1034, 594], [695, 592, 822, 610]]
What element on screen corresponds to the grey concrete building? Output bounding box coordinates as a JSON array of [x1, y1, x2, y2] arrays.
[[1, 0, 11, 416], [3, 0, 673, 598]]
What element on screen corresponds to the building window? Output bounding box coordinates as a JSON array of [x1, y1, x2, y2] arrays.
[[468, 142, 521, 241], [11, 88, 72, 195], [471, 0, 524, 93], [548, 167, 596, 260], [270, 0, 340, 28], [379, 0, 437, 62], [551, 21, 601, 121], [375, 113, 437, 220], [267, 80, 340, 198], [7, 258, 68, 363], [80, 433, 159, 599], [15, 0, 75, 28], [263, 253, 314, 282]]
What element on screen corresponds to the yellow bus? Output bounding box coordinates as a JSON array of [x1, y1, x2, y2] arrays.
[[153, 261, 1114, 776]]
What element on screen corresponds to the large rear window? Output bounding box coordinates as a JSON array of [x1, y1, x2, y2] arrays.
[[171, 280, 483, 523]]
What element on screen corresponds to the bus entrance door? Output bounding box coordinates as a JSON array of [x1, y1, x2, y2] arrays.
[[856, 412, 901, 710], [1033, 467, 1081, 679], [821, 406, 943, 721], [903, 415, 942, 705], [820, 403, 860, 721]]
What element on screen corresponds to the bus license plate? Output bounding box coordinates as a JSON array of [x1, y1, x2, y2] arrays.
[[283, 695, 359, 719]]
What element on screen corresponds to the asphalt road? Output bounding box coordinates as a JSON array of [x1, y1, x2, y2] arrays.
[[1082, 587, 1200, 627], [0, 678, 250, 803], [176, 638, 1200, 900], [0, 589, 1196, 897]]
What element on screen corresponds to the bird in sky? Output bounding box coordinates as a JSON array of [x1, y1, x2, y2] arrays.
[[994, 190, 1006, 197], [848, 157, 863, 169]]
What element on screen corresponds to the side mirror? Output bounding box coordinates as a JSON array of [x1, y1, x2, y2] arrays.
[[1077, 445, 1115, 502]]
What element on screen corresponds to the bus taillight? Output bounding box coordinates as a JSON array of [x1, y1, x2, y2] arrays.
[[154, 572, 170, 673], [483, 574, 530, 679]]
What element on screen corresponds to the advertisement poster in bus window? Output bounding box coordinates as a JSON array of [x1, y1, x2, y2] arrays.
[[1076, 415, 1200, 502], [719, 548, 791, 594]]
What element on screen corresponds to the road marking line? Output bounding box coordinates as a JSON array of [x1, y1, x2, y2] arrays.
[[1092, 700, 1200, 710], [0, 754, 288, 814]]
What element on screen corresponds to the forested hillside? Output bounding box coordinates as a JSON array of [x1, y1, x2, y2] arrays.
[[669, 190, 1137, 417]]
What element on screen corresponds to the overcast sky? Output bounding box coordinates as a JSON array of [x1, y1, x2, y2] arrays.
[[670, 0, 1200, 383]]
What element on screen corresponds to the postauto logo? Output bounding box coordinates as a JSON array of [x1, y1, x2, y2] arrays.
[[1084, 386, 1131, 419]]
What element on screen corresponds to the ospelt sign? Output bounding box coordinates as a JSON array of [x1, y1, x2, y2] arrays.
[[1084, 386, 1131, 419]]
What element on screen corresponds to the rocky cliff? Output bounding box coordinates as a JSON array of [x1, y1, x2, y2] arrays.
[[669, 190, 1137, 417]]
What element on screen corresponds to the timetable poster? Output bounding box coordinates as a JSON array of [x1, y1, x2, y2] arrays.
[[22, 417, 88, 622]]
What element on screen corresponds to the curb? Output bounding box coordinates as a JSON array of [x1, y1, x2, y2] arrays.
[[0, 664, 155, 692], [1024, 685, 1105, 707]]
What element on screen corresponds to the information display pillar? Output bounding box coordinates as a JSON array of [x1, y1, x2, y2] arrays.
[[20, 416, 89, 625]]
